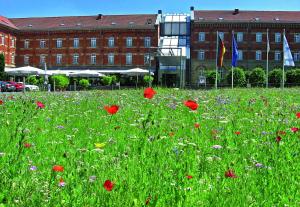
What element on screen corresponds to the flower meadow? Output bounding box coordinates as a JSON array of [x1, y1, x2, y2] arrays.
[[0, 88, 300, 206]]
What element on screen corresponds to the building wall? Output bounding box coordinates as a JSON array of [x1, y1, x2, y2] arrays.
[[0, 26, 17, 67], [190, 22, 300, 86], [16, 29, 158, 70]]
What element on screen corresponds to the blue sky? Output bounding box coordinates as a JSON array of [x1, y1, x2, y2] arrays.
[[1, 0, 300, 18]]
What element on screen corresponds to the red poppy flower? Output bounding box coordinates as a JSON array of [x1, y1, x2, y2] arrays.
[[235, 131, 241, 135], [194, 123, 200, 128], [225, 169, 237, 178], [103, 180, 114, 191], [144, 87, 156, 99], [36, 101, 45, 109], [52, 165, 64, 172], [184, 100, 198, 110], [186, 175, 193, 179], [0, 100, 3, 105], [104, 105, 119, 115], [276, 136, 282, 143], [24, 143, 31, 148], [291, 127, 299, 133], [297, 112, 300, 118]]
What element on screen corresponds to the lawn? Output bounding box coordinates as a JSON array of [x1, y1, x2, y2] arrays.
[[0, 88, 300, 207]]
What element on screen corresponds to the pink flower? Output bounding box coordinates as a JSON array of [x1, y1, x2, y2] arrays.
[[36, 101, 45, 109]]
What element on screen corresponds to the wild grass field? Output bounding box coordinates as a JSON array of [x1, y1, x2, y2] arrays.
[[0, 88, 300, 207]]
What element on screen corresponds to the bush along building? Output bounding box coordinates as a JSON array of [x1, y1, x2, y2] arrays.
[[1, 8, 300, 87]]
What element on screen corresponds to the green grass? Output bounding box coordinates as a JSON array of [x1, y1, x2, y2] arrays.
[[0, 88, 300, 206]]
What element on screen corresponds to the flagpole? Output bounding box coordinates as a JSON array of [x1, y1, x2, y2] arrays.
[[232, 30, 234, 89], [266, 28, 269, 88], [215, 31, 219, 90], [282, 29, 285, 89]]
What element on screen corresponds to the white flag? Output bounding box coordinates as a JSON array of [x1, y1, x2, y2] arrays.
[[283, 35, 295, 66], [267, 30, 270, 53]]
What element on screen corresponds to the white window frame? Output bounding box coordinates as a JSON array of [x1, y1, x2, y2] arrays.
[[24, 55, 29, 65], [11, 38, 15, 48], [73, 54, 79, 64], [294, 34, 300, 43], [108, 37, 114, 47], [56, 39, 62, 48], [73, 38, 79, 48], [256, 50, 262, 61], [108, 53, 114, 65], [11, 53, 15, 64], [275, 51, 281, 61], [126, 37, 133, 47], [91, 38, 97, 48], [275, 33, 281, 43], [219, 32, 224, 41], [40, 40, 46, 48], [56, 54, 62, 64], [90, 53, 96, 64], [198, 50, 205, 60], [0, 35, 4, 45], [40, 55, 46, 64], [237, 32, 243, 42], [24, 40, 29, 49], [198, 32, 205, 42], [238, 50, 243, 60], [144, 37, 151, 48], [126, 53, 132, 65], [256, 33, 262, 43], [144, 53, 150, 65], [294, 52, 300, 62]]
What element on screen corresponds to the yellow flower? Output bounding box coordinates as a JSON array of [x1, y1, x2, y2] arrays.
[[94, 143, 106, 149]]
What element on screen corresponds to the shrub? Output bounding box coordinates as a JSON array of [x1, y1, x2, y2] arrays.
[[249, 67, 266, 86], [226, 67, 246, 87], [206, 71, 220, 85], [143, 75, 154, 85], [286, 69, 300, 85], [102, 76, 113, 86], [26, 76, 39, 85], [245, 71, 251, 83], [50, 75, 69, 90], [79, 79, 90, 89], [269, 69, 284, 87]]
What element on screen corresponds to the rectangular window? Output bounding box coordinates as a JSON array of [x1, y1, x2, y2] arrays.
[[108, 37, 114, 47], [197, 50, 205, 60], [11, 38, 15, 47], [219, 32, 224, 40], [56, 54, 62, 64], [295, 34, 300, 43], [256, 50, 262, 60], [73, 38, 79, 48], [126, 53, 132, 65], [24, 40, 29, 49], [126, 37, 133, 47], [275, 51, 281, 61], [144, 53, 150, 65], [0, 35, 3, 45], [144, 37, 151, 48], [91, 54, 96, 64], [108, 53, 114, 65], [256, 33, 262, 43], [294, 52, 300, 62], [57, 39, 62, 48], [24, 55, 29, 65], [40, 40, 46, 48], [275, 33, 281, 43], [91, 38, 97, 48], [238, 50, 243, 60], [237, 32, 243, 42], [198, 32, 205, 42], [11, 53, 15, 64], [73, 54, 79, 64], [40, 55, 46, 64]]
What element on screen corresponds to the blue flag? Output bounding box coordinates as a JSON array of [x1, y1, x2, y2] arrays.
[[232, 33, 238, 67]]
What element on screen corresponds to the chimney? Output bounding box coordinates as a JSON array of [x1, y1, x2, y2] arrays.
[[190, 6, 194, 11], [96, 14, 102, 20], [233, 9, 239, 15], [158, 10, 162, 14]]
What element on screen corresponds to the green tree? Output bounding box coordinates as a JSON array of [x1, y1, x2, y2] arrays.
[[269, 69, 284, 87], [206, 71, 220, 85], [102, 76, 113, 86], [50, 75, 70, 90], [226, 67, 246, 87], [249, 67, 266, 87], [143, 75, 154, 86], [286, 69, 300, 85], [79, 79, 90, 89], [26, 76, 39, 85]]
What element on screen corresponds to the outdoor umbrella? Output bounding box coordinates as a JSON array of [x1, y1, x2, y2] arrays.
[[121, 68, 154, 88]]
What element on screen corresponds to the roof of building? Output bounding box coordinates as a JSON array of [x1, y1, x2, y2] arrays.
[[194, 10, 300, 23], [0, 16, 18, 30], [9, 14, 157, 31]]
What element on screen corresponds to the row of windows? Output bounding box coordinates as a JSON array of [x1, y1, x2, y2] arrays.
[[197, 50, 300, 61], [198, 32, 300, 43], [24, 53, 151, 65], [0, 35, 16, 47], [24, 37, 152, 49]]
